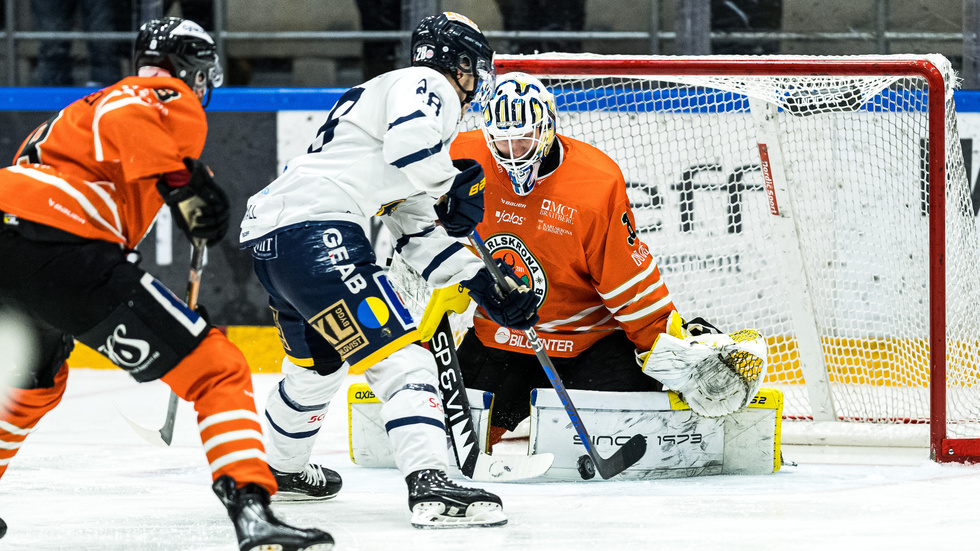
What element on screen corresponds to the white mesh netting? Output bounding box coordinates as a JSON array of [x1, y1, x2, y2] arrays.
[[455, 54, 980, 445]]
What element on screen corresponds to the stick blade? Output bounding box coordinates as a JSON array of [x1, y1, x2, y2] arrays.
[[595, 434, 647, 480], [116, 406, 172, 448], [158, 393, 179, 446], [468, 452, 555, 482]]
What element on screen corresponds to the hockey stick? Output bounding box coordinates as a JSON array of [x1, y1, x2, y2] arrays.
[[120, 239, 206, 447], [468, 231, 647, 479], [421, 286, 553, 481]]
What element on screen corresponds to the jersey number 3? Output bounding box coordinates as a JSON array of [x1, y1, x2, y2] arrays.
[[621, 211, 638, 246], [308, 87, 365, 154], [17, 114, 60, 165]]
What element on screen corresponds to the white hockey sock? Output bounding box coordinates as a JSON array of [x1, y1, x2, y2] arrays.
[[366, 344, 449, 475], [264, 357, 346, 472]]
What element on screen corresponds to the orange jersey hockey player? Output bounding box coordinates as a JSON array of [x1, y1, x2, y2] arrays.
[[6, 71, 207, 248], [453, 73, 767, 445], [451, 72, 680, 447], [0, 17, 333, 551]]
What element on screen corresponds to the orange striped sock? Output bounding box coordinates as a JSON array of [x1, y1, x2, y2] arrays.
[[161, 329, 276, 494], [0, 363, 68, 479]]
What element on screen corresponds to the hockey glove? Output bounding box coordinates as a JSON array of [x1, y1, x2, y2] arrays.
[[635, 312, 723, 367], [156, 158, 230, 246], [462, 260, 540, 330], [434, 158, 486, 237], [683, 316, 722, 337], [194, 303, 212, 325]]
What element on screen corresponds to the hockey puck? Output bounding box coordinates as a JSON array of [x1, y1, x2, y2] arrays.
[[577, 455, 596, 480]]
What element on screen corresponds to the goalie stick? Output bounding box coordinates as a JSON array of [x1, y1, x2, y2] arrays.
[[119, 239, 205, 447], [420, 286, 554, 482], [468, 230, 647, 479]]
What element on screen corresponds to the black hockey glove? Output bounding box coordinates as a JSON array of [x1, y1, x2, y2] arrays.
[[193, 303, 212, 325], [156, 158, 230, 246], [682, 316, 722, 336], [462, 260, 540, 330], [434, 158, 485, 237]]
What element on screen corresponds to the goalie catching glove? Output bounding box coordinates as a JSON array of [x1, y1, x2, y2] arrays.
[[434, 158, 486, 237], [462, 259, 539, 330], [156, 158, 230, 245], [637, 311, 767, 418]]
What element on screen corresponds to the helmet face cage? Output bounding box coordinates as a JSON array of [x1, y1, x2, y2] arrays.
[[482, 73, 557, 196], [468, 56, 496, 109], [411, 12, 495, 107], [134, 17, 223, 102]]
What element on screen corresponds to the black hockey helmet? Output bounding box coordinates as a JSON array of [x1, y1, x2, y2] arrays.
[[133, 17, 223, 106], [411, 12, 495, 107]]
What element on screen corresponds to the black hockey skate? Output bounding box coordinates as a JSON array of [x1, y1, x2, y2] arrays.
[[271, 463, 343, 501], [212, 475, 334, 551], [406, 469, 507, 529]]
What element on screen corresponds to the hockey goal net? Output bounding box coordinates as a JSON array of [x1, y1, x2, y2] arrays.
[[463, 54, 980, 462]]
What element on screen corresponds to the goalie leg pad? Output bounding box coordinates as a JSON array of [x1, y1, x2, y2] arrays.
[[642, 330, 767, 418]]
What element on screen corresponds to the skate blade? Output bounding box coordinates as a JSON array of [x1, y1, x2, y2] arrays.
[[410, 502, 508, 529], [271, 491, 339, 503], [243, 542, 334, 551]]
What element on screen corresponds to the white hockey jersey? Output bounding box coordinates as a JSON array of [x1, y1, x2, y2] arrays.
[[239, 66, 484, 288]]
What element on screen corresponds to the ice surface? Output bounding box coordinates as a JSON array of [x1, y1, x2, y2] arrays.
[[2, 369, 979, 550]]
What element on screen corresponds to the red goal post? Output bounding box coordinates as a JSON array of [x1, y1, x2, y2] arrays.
[[475, 54, 980, 463]]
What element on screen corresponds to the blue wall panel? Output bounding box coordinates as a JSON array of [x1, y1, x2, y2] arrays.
[[1, 87, 979, 112]]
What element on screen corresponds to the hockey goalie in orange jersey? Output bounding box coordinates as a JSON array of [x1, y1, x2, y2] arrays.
[[451, 73, 765, 448], [0, 17, 332, 550]]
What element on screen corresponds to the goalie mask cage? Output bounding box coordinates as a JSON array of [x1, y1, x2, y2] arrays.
[[471, 54, 980, 463]]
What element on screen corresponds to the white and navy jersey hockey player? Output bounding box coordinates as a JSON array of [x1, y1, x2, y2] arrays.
[[240, 65, 483, 290], [238, 12, 532, 529]]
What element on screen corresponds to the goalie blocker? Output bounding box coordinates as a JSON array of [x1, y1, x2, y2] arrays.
[[349, 382, 782, 480]]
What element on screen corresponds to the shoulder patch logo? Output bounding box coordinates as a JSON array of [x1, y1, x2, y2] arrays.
[[153, 88, 181, 103], [484, 233, 547, 307]]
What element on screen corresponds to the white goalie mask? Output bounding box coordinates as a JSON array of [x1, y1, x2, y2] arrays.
[[482, 72, 557, 196]]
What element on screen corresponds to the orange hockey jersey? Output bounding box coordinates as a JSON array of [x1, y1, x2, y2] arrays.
[[450, 130, 676, 358], [0, 76, 207, 249]]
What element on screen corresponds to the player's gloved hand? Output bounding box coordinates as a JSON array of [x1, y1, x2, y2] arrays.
[[434, 158, 485, 237], [635, 311, 724, 367], [682, 317, 722, 336], [193, 303, 212, 325], [462, 260, 539, 330], [156, 158, 230, 245]]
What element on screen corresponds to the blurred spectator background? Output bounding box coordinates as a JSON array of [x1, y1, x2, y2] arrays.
[[29, 0, 123, 86], [0, 0, 974, 88]]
